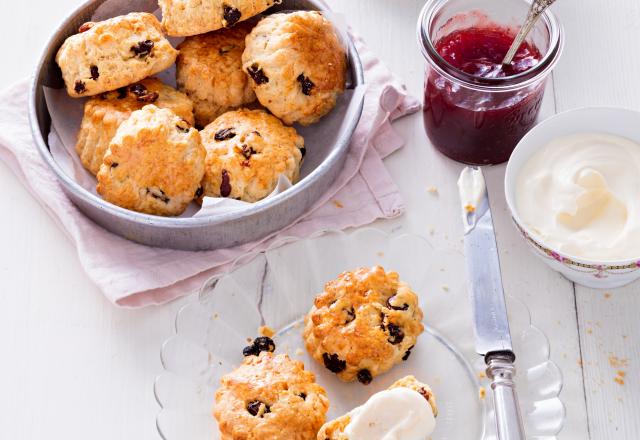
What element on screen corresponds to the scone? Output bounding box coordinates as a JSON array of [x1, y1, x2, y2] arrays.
[[199, 109, 304, 202], [304, 266, 424, 384], [317, 376, 438, 440], [242, 11, 347, 125], [159, 0, 281, 37], [76, 78, 194, 175], [214, 352, 329, 440], [96, 105, 205, 216], [56, 13, 178, 97], [176, 23, 256, 127]]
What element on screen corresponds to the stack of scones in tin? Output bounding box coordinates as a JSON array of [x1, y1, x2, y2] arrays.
[[55, 1, 347, 216]]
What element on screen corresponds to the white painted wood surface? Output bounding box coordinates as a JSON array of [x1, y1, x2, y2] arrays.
[[0, 0, 636, 438]]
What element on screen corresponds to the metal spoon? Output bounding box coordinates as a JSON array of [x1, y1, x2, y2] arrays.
[[502, 0, 558, 65]]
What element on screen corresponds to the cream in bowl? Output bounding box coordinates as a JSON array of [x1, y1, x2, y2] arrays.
[[505, 107, 640, 289], [516, 133, 640, 261]]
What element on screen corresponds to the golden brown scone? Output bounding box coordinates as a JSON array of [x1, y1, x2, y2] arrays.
[[214, 352, 329, 440], [96, 105, 205, 216], [55, 13, 178, 97], [199, 109, 304, 202], [159, 0, 281, 37], [76, 78, 194, 175], [242, 11, 347, 125], [176, 23, 256, 127], [317, 376, 438, 440], [304, 266, 424, 384]]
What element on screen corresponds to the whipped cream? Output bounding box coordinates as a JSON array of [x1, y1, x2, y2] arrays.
[[343, 388, 436, 440], [515, 133, 640, 261], [458, 167, 487, 233]]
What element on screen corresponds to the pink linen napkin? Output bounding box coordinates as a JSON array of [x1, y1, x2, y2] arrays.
[[0, 36, 420, 307]]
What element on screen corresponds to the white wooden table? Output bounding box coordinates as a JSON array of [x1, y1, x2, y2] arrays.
[[0, 0, 637, 438]]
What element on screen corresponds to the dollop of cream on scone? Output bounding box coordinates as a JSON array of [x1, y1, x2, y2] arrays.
[[76, 78, 194, 175], [304, 266, 424, 384], [177, 23, 257, 127], [317, 375, 438, 440], [242, 11, 347, 125], [214, 352, 329, 440], [96, 105, 205, 216], [55, 13, 178, 97], [159, 0, 281, 37], [199, 109, 304, 202]]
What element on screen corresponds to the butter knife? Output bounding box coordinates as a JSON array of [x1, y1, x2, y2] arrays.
[[458, 167, 526, 440]]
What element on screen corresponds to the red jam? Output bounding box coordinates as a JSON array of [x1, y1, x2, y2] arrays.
[[423, 26, 545, 165]]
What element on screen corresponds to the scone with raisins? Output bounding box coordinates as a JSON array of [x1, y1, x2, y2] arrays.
[[317, 376, 438, 440], [199, 109, 304, 202], [159, 0, 281, 37], [76, 78, 194, 175], [96, 105, 205, 216], [214, 351, 329, 440], [242, 11, 347, 125], [176, 23, 256, 127], [56, 13, 178, 97], [304, 266, 424, 384]]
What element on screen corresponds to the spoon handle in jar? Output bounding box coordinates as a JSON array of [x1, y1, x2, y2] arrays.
[[502, 0, 558, 65]]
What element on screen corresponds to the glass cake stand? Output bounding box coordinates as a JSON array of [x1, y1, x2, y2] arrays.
[[155, 228, 565, 439]]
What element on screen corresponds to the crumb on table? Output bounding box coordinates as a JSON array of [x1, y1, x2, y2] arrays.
[[609, 355, 629, 368], [259, 325, 275, 338]]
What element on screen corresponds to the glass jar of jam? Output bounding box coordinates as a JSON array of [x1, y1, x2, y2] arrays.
[[418, 0, 563, 165]]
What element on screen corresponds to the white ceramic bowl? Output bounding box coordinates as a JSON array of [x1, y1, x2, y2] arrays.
[[505, 107, 640, 289]]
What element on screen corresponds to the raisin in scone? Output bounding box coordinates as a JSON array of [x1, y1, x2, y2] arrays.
[[242, 11, 347, 125], [304, 266, 424, 384], [76, 79, 194, 175], [176, 23, 256, 127], [159, 0, 281, 37], [317, 376, 438, 440], [96, 105, 205, 216], [214, 352, 329, 440], [199, 109, 304, 202], [56, 13, 178, 97]]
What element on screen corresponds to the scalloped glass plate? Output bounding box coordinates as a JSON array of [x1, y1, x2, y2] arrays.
[[155, 228, 564, 439]]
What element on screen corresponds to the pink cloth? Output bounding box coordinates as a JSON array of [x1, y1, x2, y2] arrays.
[[0, 36, 419, 307]]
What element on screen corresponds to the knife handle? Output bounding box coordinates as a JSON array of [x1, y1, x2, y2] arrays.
[[486, 353, 526, 440]]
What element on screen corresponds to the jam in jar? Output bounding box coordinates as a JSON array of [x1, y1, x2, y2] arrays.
[[418, 0, 563, 165]]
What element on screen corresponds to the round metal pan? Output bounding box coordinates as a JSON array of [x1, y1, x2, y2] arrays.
[[29, 0, 364, 251]]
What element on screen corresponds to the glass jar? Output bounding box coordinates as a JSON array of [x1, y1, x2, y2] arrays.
[[418, 0, 563, 165]]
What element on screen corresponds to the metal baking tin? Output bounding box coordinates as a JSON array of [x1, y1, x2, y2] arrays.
[[29, 0, 364, 251]]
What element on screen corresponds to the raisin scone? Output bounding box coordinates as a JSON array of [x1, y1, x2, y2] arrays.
[[96, 105, 205, 216], [304, 266, 424, 384], [159, 0, 281, 37], [199, 109, 304, 202], [317, 376, 438, 440], [76, 79, 194, 175], [176, 23, 256, 127], [56, 13, 178, 97], [214, 351, 329, 440], [242, 11, 347, 126]]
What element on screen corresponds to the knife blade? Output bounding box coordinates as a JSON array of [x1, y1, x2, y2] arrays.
[[458, 167, 525, 440], [460, 168, 513, 357]]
